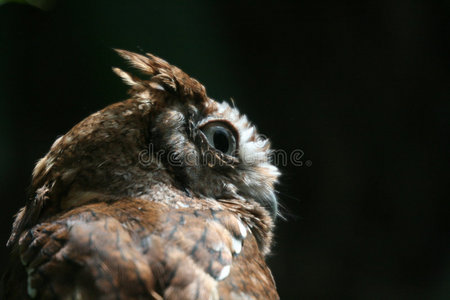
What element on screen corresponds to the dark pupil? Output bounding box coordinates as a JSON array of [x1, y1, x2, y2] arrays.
[[213, 128, 229, 153]]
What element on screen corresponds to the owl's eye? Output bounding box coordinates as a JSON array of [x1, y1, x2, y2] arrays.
[[200, 122, 237, 156]]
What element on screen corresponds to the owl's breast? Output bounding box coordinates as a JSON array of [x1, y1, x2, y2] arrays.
[[134, 197, 278, 299]]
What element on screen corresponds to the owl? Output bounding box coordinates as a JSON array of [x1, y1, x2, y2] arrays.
[[1, 50, 280, 299]]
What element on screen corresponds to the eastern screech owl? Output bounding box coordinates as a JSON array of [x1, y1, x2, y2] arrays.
[[1, 50, 280, 299]]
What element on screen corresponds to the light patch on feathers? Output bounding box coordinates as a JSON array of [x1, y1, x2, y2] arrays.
[[149, 82, 165, 91], [32, 155, 55, 183], [240, 127, 255, 143], [230, 292, 254, 300], [112, 67, 141, 87], [64, 135, 73, 144], [123, 110, 133, 116], [138, 103, 149, 110], [138, 98, 151, 104], [216, 101, 227, 114], [33, 157, 47, 178], [257, 163, 281, 182], [216, 265, 231, 281], [237, 219, 247, 238], [231, 236, 242, 255], [27, 274, 37, 298], [136, 90, 151, 101], [240, 142, 267, 165], [176, 201, 189, 208], [45, 156, 55, 173], [50, 136, 63, 150], [210, 241, 225, 252], [235, 116, 249, 129], [224, 183, 238, 195]]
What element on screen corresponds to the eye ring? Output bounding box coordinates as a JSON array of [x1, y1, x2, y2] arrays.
[[199, 121, 238, 156]]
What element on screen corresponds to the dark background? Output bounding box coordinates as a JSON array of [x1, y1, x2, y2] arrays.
[[1, 1, 449, 299]]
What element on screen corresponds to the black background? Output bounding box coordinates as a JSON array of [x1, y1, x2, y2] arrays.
[[1, 1, 449, 299]]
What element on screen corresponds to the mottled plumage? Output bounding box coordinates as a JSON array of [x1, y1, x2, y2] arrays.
[[1, 50, 280, 299]]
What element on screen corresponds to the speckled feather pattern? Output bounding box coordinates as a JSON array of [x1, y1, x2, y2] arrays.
[[1, 50, 280, 299]]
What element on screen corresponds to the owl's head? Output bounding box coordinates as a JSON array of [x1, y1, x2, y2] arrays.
[[111, 50, 280, 216], [8, 50, 280, 246]]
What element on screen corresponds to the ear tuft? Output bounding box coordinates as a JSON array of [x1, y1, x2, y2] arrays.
[[112, 67, 145, 87], [114, 48, 208, 103], [114, 49, 155, 75]]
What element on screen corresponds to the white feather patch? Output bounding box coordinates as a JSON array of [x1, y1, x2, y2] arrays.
[[211, 241, 225, 252], [237, 219, 247, 239], [216, 265, 231, 281], [149, 82, 165, 91], [231, 236, 242, 255], [27, 274, 37, 298]]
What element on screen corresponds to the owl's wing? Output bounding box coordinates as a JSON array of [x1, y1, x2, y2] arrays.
[[150, 204, 279, 300], [3, 198, 278, 299], [3, 211, 156, 299]]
